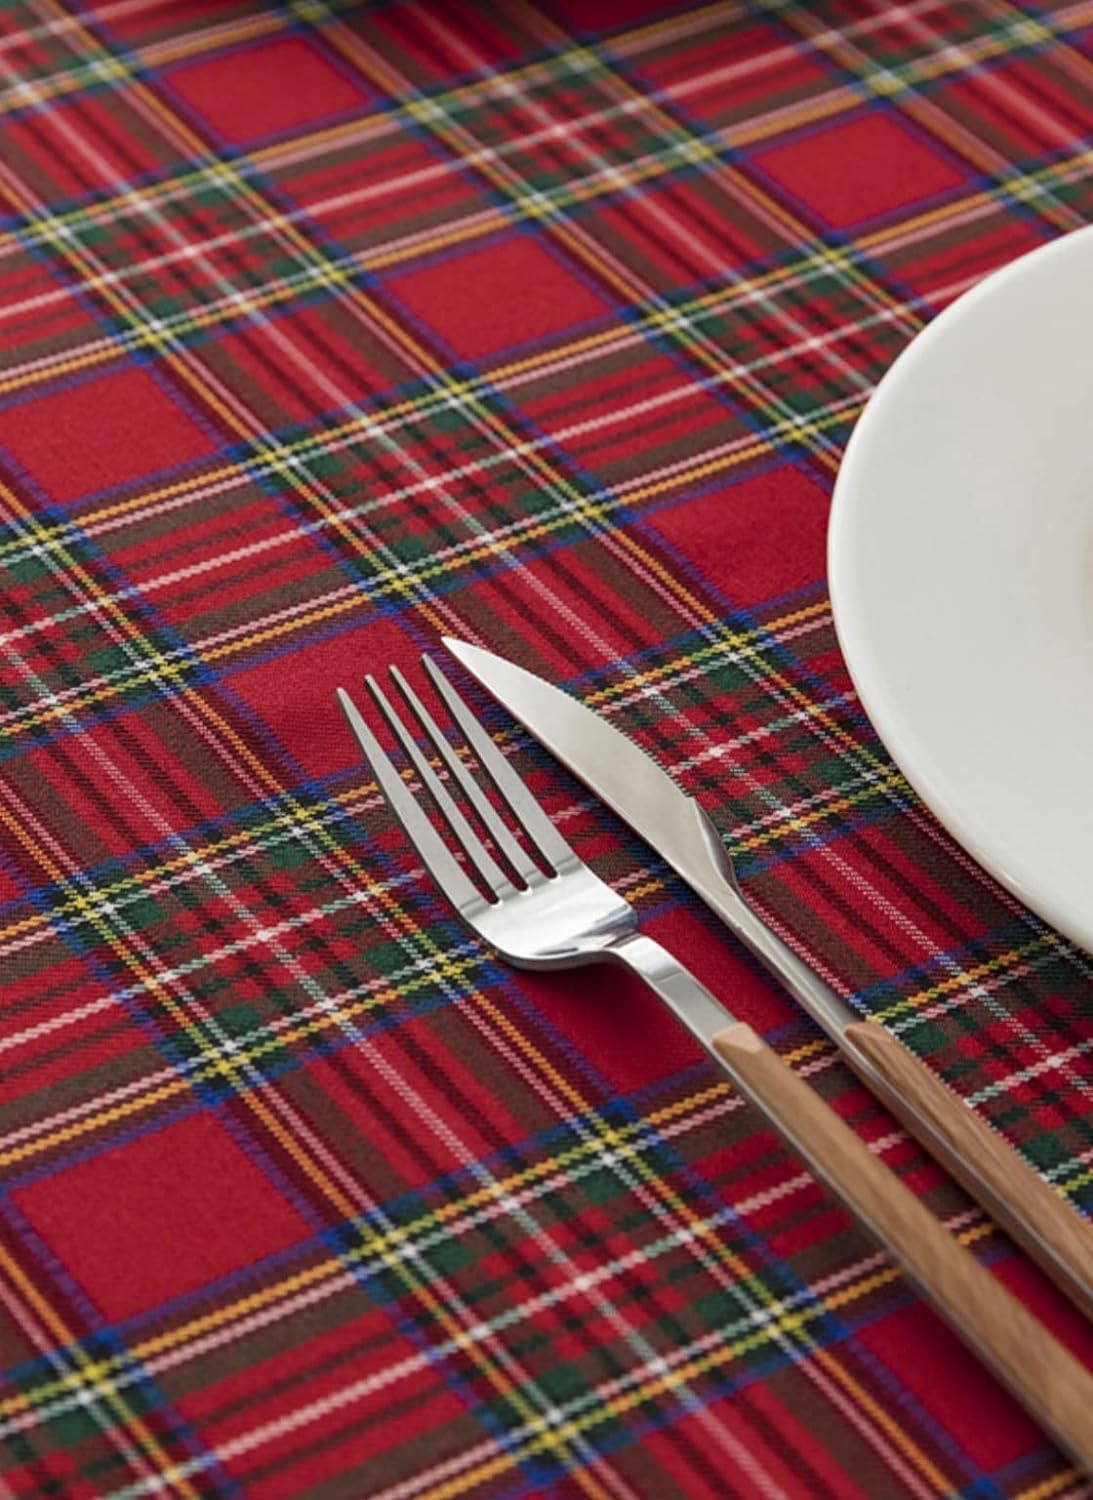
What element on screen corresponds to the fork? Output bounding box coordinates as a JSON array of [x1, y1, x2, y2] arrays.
[[337, 657, 1093, 1471]]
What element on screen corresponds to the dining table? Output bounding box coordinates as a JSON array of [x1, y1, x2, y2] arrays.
[[0, 0, 1090, 1495]]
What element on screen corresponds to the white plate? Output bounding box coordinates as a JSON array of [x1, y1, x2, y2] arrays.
[[828, 226, 1093, 953]]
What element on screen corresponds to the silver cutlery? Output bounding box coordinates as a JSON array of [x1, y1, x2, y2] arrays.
[[444, 637, 1093, 1321], [337, 656, 1093, 1470]]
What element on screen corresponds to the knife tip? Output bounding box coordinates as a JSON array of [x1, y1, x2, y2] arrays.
[[440, 635, 477, 660]]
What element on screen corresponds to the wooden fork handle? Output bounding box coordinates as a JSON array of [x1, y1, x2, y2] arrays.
[[842, 1019, 1093, 1320], [712, 1022, 1093, 1472], [685, 830, 1091, 1317]]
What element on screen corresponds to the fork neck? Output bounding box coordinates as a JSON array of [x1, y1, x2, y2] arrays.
[[605, 932, 732, 1058]]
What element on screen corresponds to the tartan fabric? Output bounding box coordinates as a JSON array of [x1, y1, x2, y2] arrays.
[[0, 0, 1090, 1493]]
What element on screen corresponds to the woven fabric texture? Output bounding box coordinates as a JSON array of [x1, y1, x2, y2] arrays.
[[0, 0, 1090, 1495]]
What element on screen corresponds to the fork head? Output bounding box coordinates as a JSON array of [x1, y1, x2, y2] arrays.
[[337, 655, 637, 971]]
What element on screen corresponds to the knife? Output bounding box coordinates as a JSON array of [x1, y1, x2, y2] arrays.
[[444, 637, 1093, 1320]]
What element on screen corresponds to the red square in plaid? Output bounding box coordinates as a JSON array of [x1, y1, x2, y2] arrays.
[[0, 367, 215, 504], [230, 615, 423, 779], [385, 236, 613, 360], [856, 1302, 1043, 1470], [13, 1112, 310, 1321], [753, 113, 966, 228], [165, 36, 373, 146], [521, 961, 697, 1092], [646, 464, 829, 605]]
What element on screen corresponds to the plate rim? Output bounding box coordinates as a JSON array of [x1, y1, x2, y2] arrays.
[[827, 225, 1093, 952]]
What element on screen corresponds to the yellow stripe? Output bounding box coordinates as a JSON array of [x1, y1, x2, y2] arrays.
[[1013, 1472, 1086, 1500], [0, 1240, 203, 1499], [875, 934, 1062, 1023]]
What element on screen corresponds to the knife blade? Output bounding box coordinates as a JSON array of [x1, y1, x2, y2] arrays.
[[443, 636, 1093, 1319]]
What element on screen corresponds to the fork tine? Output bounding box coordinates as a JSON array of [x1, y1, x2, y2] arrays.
[[365, 674, 517, 900], [390, 665, 544, 889], [422, 655, 579, 875], [336, 687, 484, 916]]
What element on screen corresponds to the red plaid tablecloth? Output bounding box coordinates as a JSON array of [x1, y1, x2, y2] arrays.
[[0, 0, 1091, 1494]]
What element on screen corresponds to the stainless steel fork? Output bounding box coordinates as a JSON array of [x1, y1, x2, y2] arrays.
[[338, 658, 1093, 1471]]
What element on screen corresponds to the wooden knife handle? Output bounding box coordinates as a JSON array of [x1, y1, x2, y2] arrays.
[[843, 1019, 1092, 1319], [712, 1021, 1093, 1472]]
